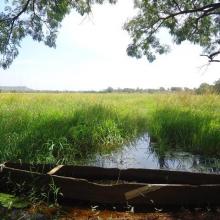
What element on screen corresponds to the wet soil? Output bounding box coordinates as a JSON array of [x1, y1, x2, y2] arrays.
[[2, 204, 220, 220], [59, 207, 220, 220]]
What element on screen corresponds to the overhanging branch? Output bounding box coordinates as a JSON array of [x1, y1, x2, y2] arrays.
[[160, 2, 220, 20], [201, 50, 220, 63]]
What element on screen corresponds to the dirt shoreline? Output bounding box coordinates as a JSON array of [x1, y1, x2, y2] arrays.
[[2, 205, 220, 220]]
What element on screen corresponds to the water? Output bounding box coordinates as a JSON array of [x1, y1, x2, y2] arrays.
[[87, 134, 220, 173]]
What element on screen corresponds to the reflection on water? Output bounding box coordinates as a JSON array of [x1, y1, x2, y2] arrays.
[[87, 134, 220, 173]]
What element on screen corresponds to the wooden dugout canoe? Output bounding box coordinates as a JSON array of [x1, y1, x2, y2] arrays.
[[1, 162, 220, 206]]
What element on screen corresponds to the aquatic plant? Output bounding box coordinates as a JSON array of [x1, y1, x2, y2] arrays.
[[148, 94, 220, 156]]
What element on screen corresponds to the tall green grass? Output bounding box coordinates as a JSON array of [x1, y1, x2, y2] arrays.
[[148, 93, 220, 156], [0, 93, 219, 164], [0, 93, 150, 164]]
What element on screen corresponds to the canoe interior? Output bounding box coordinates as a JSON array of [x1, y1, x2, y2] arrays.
[[4, 162, 220, 184], [2, 162, 220, 206]]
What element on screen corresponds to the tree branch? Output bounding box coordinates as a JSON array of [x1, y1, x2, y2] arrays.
[[160, 2, 220, 20], [12, 0, 31, 21], [0, 0, 31, 23], [201, 50, 220, 63]]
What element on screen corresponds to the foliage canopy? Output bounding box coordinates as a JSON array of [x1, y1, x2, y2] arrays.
[[0, 0, 219, 69], [124, 0, 220, 63], [0, 0, 116, 69]]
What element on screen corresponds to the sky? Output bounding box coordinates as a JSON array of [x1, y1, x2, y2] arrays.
[[0, 0, 219, 91]]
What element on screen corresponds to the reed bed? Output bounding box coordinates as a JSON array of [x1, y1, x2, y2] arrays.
[[148, 93, 220, 156], [0, 93, 150, 163], [0, 92, 219, 163]]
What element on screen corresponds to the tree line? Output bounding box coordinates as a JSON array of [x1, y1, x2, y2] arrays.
[[103, 79, 220, 94], [0, 79, 219, 94]]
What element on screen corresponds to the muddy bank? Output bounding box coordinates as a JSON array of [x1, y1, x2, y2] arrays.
[[53, 206, 220, 220], [2, 205, 220, 220]]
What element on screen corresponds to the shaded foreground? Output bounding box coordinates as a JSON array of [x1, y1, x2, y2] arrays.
[[1, 204, 220, 220], [60, 207, 220, 220], [2, 162, 220, 219], [2, 163, 220, 206]]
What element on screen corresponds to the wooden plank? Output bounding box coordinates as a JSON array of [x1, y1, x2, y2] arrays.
[[4, 162, 53, 174], [47, 165, 64, 175], [51, 165, 220, 184], [4, 162, 220, 184], [125, 185, 162, 200]]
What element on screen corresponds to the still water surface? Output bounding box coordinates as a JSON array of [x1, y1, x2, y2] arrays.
[[87, 134, 220, 173]]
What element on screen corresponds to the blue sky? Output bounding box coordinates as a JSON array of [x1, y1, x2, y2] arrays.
[[0, 0, 219, 91]]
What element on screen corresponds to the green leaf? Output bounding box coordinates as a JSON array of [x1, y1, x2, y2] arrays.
[[0, 193, 29, 209]]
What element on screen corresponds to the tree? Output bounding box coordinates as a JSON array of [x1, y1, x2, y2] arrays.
[[214, 78, 220, 93], [159, 87, 166, 92], [196, 82, 213, 94], [170, 87, 182, 92], [105, 86, 114, 93], [124, 0, 220, 63], [0, 0, 116, 69], [1, 1, 220, 69]]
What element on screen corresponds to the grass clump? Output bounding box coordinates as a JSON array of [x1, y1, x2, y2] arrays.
[[148, 94, 220, 156], [0, 93, 149, 164]]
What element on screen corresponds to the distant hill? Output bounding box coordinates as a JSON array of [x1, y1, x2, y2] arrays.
[[0, 86, 32, 92]]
